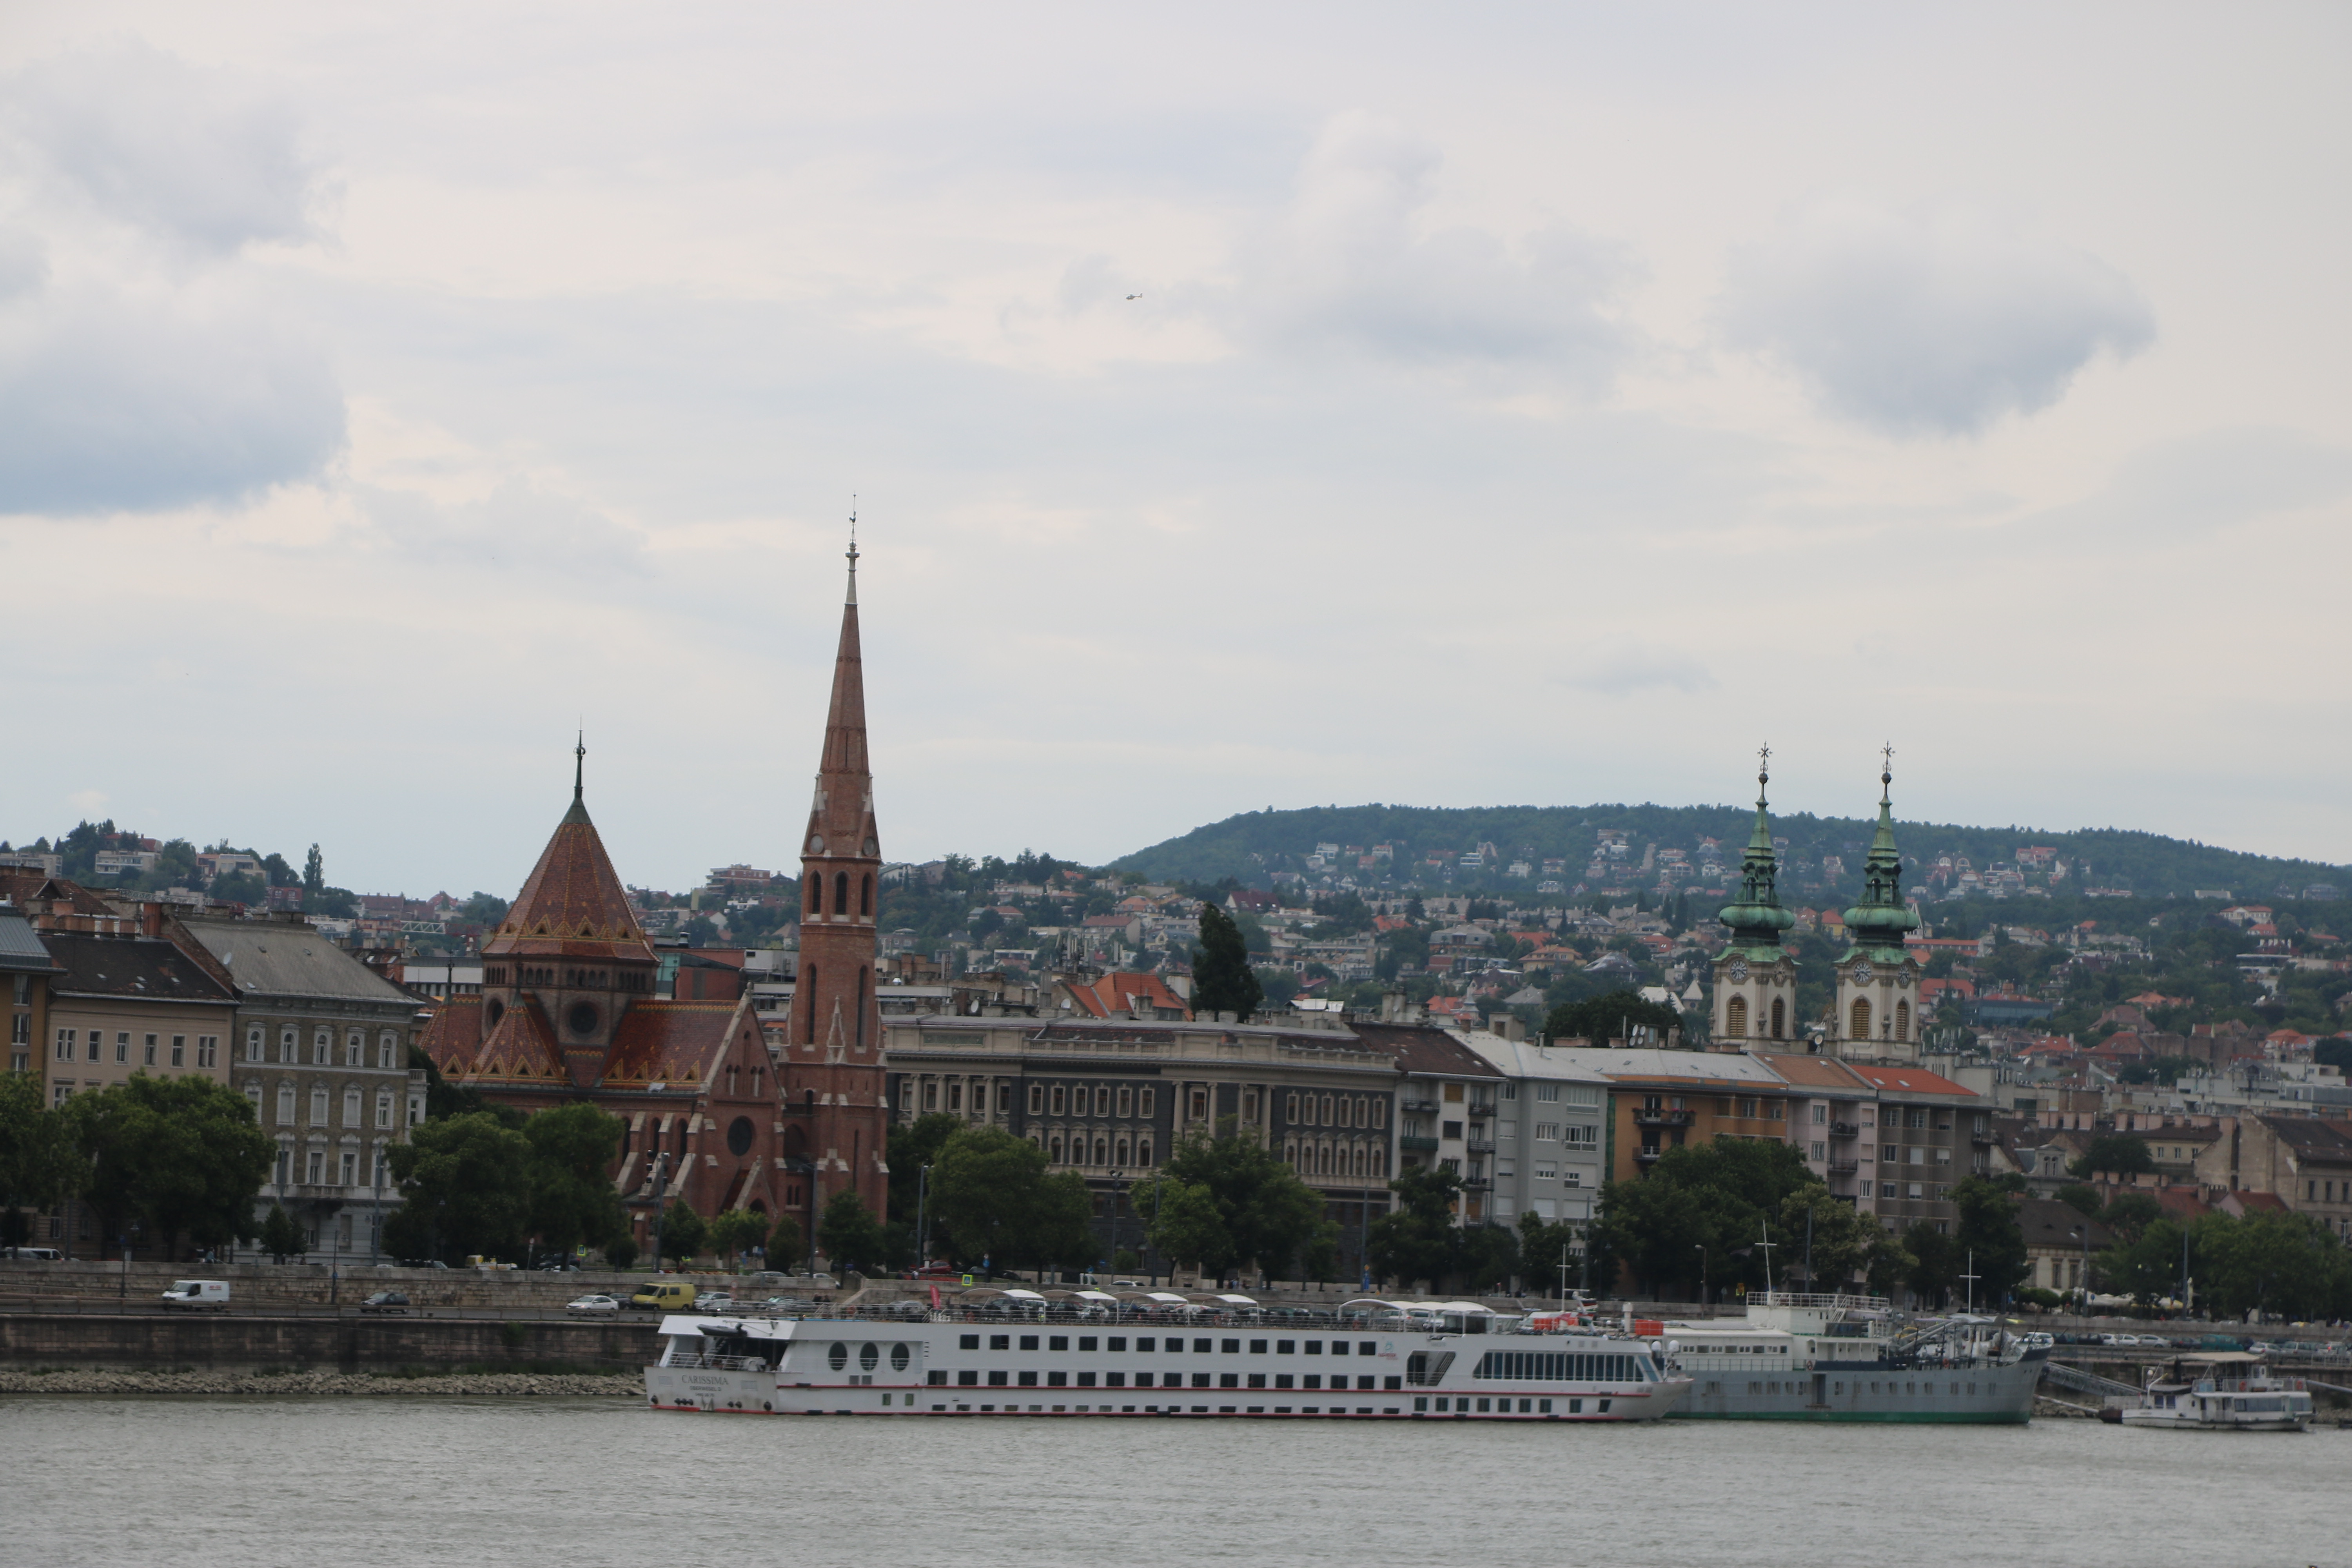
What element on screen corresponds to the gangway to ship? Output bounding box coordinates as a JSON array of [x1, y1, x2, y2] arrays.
[[2040, 1360, 2141, 1402]]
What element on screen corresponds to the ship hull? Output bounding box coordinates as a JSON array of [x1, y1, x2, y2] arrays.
[[1668, 1356, 2041, 1424]]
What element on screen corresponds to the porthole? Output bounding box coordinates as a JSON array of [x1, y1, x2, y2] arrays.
[[828, 1343, 848, 1371], [860, 1343, 880, 1372], [890, 1343, 911, 1372]]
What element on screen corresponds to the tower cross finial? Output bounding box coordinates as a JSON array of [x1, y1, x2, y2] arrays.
[[573, 730, 586, 804], [1880, 741, 1895, 799], [1757, 742, 1771, 801]]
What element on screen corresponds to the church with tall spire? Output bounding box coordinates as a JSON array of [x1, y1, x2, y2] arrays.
[[1831, 748, 1925, 1062], [416, 529, 892, 1253], [1709, 748, 1800, 1045]]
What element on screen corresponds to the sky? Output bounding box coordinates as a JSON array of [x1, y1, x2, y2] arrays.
[[2, 1, 2348, 898]]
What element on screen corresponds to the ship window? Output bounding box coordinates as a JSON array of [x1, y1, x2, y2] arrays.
[[960, 1334, 979, 1350], [1249, 1339, 1267, 1354], [828, 1343, 848, 1371], [1193, 1338, 1211, 1353], [891, 1344, 911, 1372], [1134, 1338, 1153, 1352], [1276, 1340, 1294, 1354], [859, 1344, 879, 1372], [1019, 1336, 1039, 1351], [1221, 1339, 1240, 1354], [989, 1335, 1009, 1350], [1304, 1341, 1321, 1354], [1049, 1336, 1068, 1352], [1108, 1338, 1125, 1351], [1078, 1337, 1096, 1352]]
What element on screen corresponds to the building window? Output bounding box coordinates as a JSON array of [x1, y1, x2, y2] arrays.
[[1050, 1085, 1067, 1116], [311, 1086, 330, 1125], [1534, 1123, 1559, 1142], [1849, 998, 1871, 1040], [1895, 1000, 1911, 1042], [378, 1034, 398, 1070], [1048, 1138, 1063, 1164], [1138, 1138, 1153, 1167], [1139, 1089, 1154, 1118], [53, 1083, 71, 1107], [343, 1032, 361, 1067], [278, 1085, 297, 1125], [85, 1031, 100, 1063], [1028, 1083, 1044, 1115], [343, 1088, 363, 1127], [1285, 1091, 1299, 1122], [198, 1036, 218, 1069], [1724, 995, 1748, 1038], [1189, 1089, 1208, 1121], [1813, 1104, 1826, 1124], [1118, 1086, 1133, 1118], [170, 1036, 185, 1067], [376, 1091, 394, 1129], [306, 1149, 325, 1184], [313, 1029, 331, 1066], [1096, 1085, 1113, 1118], [971, 1081, 987, 1114]]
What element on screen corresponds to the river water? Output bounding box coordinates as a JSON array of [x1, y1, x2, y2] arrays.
[[14, 1398, 2345, 1567]]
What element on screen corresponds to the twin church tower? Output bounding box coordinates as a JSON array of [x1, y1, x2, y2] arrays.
[[1709, 750, 1925, 1061]]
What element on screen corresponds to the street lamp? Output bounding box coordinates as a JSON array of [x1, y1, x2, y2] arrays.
[[915, 1163, 931, 1269], [1106, 1170, 1123, 1277], [1695, 1243, 1708, 1310]]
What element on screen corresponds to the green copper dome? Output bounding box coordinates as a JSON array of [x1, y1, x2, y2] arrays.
[[1843, 757, 1920, 955], [1717, 760, 1795, 955]]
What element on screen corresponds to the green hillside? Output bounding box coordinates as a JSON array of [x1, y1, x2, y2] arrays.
[[1111, 803, 2349, 904]]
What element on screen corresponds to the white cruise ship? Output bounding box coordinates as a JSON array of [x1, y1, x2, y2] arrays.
[[1658, 1291, 2043, 1423], [644, 1295, 1690, 1421]]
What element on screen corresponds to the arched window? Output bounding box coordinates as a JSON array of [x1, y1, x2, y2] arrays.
[[1137, 1138, 1153, 1167], [1048, 1137, 1063, 1164], [833, 871, 848, 914], [1094, 1137, 1109, 1167], [861, 875, 873, 916], [1895, 1000, 1911, 1042], [807, 880, 820, 915], [1850, 997, 1872, 1041], [378, 1034, 397, 1070], [1374, 1146, 1388, 1177], [1725, 995, 1748, 1039], [1283, 1140, 1296, 1165], [245, 1027, 263, 1063], [375, 1091, 394, 1129], [345, 1031, 364, 1067], [1353, 1145, 1367, 1178], [1115, 1138, 1130, 1168], [1771, 997, 1786, 1040], [801, 966, 818, 1044], [279, 1028, 297, 1065], [313, 1029, 331, 1066]]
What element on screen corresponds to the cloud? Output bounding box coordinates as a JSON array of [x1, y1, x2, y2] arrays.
[[0, 287, 344, 516], [0, 44, 344, 515], [1720, 197, 2154, 437], [4, 42, 323, 254], [1566, 647, 1719, 697], [1235, 112, 1630, 377]]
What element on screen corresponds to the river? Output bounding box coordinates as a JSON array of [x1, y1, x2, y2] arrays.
[[13, 1398, 2343, 1566]]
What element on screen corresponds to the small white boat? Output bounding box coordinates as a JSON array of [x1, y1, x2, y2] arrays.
[[2114, 1352, 2313, 1432]]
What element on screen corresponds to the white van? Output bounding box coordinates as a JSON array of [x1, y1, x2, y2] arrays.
[[159, 1279, 231, 1311]]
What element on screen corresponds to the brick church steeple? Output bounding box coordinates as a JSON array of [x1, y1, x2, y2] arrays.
[[786, 533, 890, 1229]]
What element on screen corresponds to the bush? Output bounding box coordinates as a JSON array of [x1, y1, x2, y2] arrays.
[[604, 1235, 639, 1271]]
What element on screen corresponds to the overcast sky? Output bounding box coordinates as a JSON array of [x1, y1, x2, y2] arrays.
[[3, 1, 2347, 897]]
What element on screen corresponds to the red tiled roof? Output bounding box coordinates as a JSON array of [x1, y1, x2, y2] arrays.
[[1066, 972, 1191, 1020], [484, 795, 655, 963], [1844, 1065, 1974, 1096], [601, 1001, 740, 1087]]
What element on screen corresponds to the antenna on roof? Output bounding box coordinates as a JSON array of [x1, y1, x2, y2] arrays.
[[574, 729, 586, 804], [846, 497, 860, 605]]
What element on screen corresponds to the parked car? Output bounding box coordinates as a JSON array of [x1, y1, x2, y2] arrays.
[[535, 1259, 580, 1272], [759, 1296, 811, 1314], [627, 1281, 697, 1312], [359, 1290, 410, 1314], [565, 1294, 621, 1316], [2020, 1331, 2055, 1350], [696, 1293, 739, 1313]]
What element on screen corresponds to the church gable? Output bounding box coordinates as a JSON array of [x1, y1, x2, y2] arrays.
[[417, 995, 485, 1076]]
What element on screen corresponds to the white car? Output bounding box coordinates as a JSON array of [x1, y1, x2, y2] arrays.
[[696, 1293, 739, 1313], [564, 1294, 621, 1316]]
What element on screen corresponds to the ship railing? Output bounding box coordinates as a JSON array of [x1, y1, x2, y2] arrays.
[[1746, 1291, 1891, 1312]]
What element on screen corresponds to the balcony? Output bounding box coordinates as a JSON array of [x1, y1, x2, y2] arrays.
[[1399, 1096, 1440, 1115], [1397, 1134, 1439, 1154], [1828, 1121, 1860, 1139], [1465, 1136, 1496, 1154], [1826, 1158, 1860, 1175], [1970, 1130, 1997, 1147], [1458, 1175, 1492, 1191], [1633, 1146, 1663, 1166], [1633, 1109, 1694, 1129]]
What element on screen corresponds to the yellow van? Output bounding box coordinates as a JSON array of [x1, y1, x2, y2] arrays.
[[628, 1280, 698, 1312]]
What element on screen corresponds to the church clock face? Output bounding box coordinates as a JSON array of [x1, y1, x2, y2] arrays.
[[1851, 960, 1875, 985], [806, 834, 825, 854], [1726, 960, 1749, 983]]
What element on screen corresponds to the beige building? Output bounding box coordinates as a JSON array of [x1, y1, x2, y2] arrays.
[[176, 915, 429, 1256], [40, 925, 239, 1105]]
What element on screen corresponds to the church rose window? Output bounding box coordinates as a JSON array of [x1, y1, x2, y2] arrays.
[[569, 1002, 599, 1036], [727, 1117, 755, 1156]]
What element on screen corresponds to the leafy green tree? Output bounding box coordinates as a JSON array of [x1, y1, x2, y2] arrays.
[[1950, 1177, 2031, 1303], [0, 1071, 81, 1246], [2069, 1133, 2154, 1179], [1457, 1223, 1521, 1292], [887, 1112, 967, 1223], [1369, 1165, 1466, 1292], [1128, 1176, 1230, 1274], [69, 1076, 272, 1258], [1153, 1121, 1331, 1280], [522, 1102, 627, 1258], [604, 1233, 639, 1270], [258, 1203, 305, 1263], [1902, 1220, 1955, 1307], [2196, 1210, 2352, 1320], [657, 1199, 707, 1266], [386, 1111, 531, 1263], [1590, 1139, 1820, 1299], [927, 1125, 1095, 1272], [817, 1191, 887, 1273], [1516, 1210, 1586, 1296], [1776, 1183, 1886, 1292], [2100, 1216, 2192, 1305], [302, 844, 324, 897], [1544, 988, 1681, 1045], [764, 1214, 804, 1272], [2096, 1192, 2166, 1244], [1864, 1231, 1915, 1298], [1191, 904, 1265, 1020], [1593, 1171, 1708, 1298], [706, 1209, 771, 1270]]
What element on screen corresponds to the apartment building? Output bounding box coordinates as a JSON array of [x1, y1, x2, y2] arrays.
[[1455, 1032, 1611, 1229]]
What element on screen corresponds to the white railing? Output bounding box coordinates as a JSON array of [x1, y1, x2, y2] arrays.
[[1748, 1291, 1891, 1312]]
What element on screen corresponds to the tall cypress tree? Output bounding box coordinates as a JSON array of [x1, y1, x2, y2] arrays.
[[1191, 903, 1265, 1020]]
